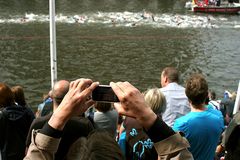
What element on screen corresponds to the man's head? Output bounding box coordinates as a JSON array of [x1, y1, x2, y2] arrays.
[[160, 67, 179, 87], [51, 80, 70, 109], [94, 102, 112, 113], [185, 74, 208, 108], [0, 83, 15, 108]]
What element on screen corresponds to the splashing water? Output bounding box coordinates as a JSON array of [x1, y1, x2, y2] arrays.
[[0, 11, 239, 28]]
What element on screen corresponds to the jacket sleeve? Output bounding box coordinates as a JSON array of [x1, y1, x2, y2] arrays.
[[24, 130, 60, 160], [154, 132, 193, 160]]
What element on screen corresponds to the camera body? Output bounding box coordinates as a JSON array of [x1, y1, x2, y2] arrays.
[[92, 85, 119, 102]]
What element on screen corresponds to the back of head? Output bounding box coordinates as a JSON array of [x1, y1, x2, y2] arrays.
[[52, 80, 69, 106], [162, 67, 179, 83], [208, 90, 216, 100], [83, 129, 124, 160], [185, 73, 208, 108], [0, 83, 15, 108], [144, 88, 166, 115], [94, 102, 112, 112], [11, 85, 26, 106], [230, 92, 237, 101]]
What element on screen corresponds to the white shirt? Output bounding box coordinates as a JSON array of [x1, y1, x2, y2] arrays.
[[208, 100, 220, 110], [160, 83, 190, 127]]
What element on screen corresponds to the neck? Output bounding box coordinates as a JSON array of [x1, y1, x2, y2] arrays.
[[191, 104, 206, 112]]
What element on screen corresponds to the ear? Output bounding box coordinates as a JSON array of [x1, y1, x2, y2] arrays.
[[188, 100, 192, 107], [164, 76, 168, 83], [161, 74, 168, 87]]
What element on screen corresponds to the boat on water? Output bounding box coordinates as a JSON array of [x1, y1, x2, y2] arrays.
[[185, 0, 240, 14]]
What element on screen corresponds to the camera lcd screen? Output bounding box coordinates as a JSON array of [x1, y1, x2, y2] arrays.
[[92, 85, 119, 102]]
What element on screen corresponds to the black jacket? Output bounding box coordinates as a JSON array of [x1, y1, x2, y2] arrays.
[[0, 104, 34, 160]]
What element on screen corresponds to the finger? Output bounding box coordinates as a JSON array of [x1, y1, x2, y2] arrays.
[[80, 82, 99, 99], [71, 79, 82, 89], [77, 79, 93, 92], [114, 102, 135, 118], [110, 82, 126, 101], [69, 80, 76, 89], [121, 81, 134, 91], [79, 101, 95, 115]]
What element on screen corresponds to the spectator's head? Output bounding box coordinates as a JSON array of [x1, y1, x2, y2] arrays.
[[0, 83, 15, 108], [208, 90, 216, 100], [51, 80, 69, 109], [230, 92, 237, 101], [84, 129, 124, 160], [94, 102, 112, 113], [66, 130, 124, 160], [161, 67, 179, 87], [11, 85, 26, 106], [43, 90, 52, 101], [143, 88, 166, 115], [185, 74, 208, 108]]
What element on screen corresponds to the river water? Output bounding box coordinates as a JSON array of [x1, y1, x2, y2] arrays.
[[0, 0, 240, 110]]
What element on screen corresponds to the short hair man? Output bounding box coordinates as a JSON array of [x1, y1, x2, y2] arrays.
[[160, 67, 190, 127], [26, 80, 94, 159], [173, 74, 224, 160]]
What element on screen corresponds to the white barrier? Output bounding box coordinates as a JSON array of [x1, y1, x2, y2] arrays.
[[233, 80, 240, 115]]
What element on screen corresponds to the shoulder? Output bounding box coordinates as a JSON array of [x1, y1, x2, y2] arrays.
[[65, 117, 94, 133], [207, 108, 223, 118], [106, 109, 119, 117], [173, 113, 192, 131], [160, 83, 185, 92], [31, 115, 51, 128]]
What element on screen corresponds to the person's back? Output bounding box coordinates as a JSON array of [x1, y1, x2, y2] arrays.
[[160, 67, 190, 127], [1, 105, 34, 159], [174, 108, 223, 159], [120, 88, 166, 160], [220, 92, 236, 125], [26, 113, 94, 160], [0, 83, 34, 160], [93, 102, 118, 137], [173, 74, 224, 160], [124, 117, 157, 160]]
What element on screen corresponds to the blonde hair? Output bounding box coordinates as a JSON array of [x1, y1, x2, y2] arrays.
[[143, 88, 166, 115]]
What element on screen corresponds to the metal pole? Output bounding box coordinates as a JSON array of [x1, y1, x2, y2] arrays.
[[233, 80, 240, 115], [49, 0, 57, 88]]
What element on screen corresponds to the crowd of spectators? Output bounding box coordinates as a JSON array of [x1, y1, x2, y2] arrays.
[[0, 66, 239, 160]]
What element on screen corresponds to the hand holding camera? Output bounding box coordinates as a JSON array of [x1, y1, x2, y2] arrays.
[[92, 85, 119, 102]]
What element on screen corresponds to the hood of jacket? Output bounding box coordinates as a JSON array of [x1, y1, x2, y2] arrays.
[[3, 104, 28, 121]]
